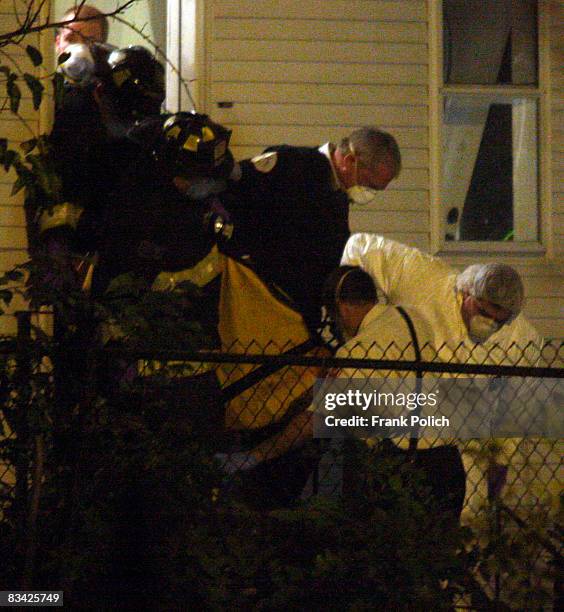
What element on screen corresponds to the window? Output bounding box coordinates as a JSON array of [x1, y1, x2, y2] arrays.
[[433, 0, 546, 251]]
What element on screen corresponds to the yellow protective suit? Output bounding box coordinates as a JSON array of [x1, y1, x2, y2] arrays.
[[341, 233, 557, 524], [217, 256, 324, 430]]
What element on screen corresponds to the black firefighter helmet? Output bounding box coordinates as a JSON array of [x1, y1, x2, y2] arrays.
[[157, 112, 234, 180], [107, 45, 165, 118]]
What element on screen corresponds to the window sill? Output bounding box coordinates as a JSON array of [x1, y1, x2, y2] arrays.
[[438, 241, 546, 257]]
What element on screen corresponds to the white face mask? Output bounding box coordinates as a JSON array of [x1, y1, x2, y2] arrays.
[[58, 43, 95, 86], [184, 177, 226, 201], [346, 155, 378, 206], [347, 185, 378, 206], [468, 314, 500, 344]]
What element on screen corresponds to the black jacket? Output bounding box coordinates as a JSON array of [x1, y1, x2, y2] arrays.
[[224, 145, 350, 330]]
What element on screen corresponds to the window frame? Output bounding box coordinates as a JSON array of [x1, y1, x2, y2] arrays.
[[428, 0, 553, 257], [165, 0, 203, 113]]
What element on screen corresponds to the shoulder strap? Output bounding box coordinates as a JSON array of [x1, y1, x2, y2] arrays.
[[395, 306, 423, 453]]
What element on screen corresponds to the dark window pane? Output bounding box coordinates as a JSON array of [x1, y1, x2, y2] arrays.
[[442, 96, 538, 242], [443, 0, 537, 85], [460, 105, 513, 240]]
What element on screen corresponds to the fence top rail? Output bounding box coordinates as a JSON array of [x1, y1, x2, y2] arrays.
[[102, 349, 564, 378]]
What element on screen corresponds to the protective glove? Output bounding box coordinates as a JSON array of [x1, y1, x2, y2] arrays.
[[214, 451, 260, 475]]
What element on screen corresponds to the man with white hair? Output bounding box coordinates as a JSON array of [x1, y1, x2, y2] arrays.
[[455, 263, 523, 344], [226, 127, 401, 332], [340, 234, 546, 521], [340, 233, 542, 365]]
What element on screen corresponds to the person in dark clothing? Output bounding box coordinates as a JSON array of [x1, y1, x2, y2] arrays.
[[224, 127, 401, 333], [24, 46, 166, 438], [37, 44, 165, 259], [91, 111, 235, 296], [211, 131, 401, 510], [90, 112, 236, 449], [47, 44, 166, 241]]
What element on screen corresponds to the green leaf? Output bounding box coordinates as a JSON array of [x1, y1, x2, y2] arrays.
[[13, 162, 34, 186], [105, 273, 148, 297], [0, 66, 9, 76], [5, 269, 24, 282], [388, 474, 403, 492], [36, 135, 49, 156], [57, 52, 70, 66], [52, 72, 65, 109], [25, 153, 44, 173], [0, 290, 13, 306], [26, 154, 59, 197], [20, 138, 37, 154], [45, 170, 63, 202], [10, 176, 25, 196], [7, 76, 21, 114], [3, 149, 19, 172], [24, 73, 44, 110], [26, 45, 43, 67]]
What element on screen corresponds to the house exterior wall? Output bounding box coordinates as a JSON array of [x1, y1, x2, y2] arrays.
[[552, 1, 564, 266], [0, 0, 561, 338], [207, 1, 430, 251], [0, 7, 43, 335], [202, 0, 563, 339]]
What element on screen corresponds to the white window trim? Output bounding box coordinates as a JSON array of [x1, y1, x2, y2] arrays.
[[428, 0, 553, 258], [165, 0, 207, 113]]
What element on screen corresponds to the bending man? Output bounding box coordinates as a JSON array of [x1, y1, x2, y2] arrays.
[[217, 266, 467, 520], [225, 127, 401, 332], [341, 233, 543, 365]]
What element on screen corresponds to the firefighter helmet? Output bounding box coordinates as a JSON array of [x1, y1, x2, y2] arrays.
[[107, 45, 165, 117], [157, 112, 234, 179]]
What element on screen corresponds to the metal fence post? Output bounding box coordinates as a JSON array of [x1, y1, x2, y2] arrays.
[[14, 311, 32, 587]]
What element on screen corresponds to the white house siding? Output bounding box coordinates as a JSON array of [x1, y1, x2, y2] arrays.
[[551, 0, 564, 320], [208, 0, 430, 252], [504, 0, 563, 341], [203, 0, 562, 339], [0, 1, 561, 339], [0, 7, 42, 335]]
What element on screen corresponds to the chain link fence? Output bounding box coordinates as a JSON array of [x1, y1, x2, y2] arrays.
[[1, 314, 562, 608]]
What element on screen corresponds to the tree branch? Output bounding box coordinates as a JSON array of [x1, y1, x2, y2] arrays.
[[12, 0, 25, 29], [111, 13, 197, 111], [0, 0, 139, 44]]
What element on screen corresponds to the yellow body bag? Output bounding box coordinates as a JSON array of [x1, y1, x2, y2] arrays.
[[217, 256, 323, 430]]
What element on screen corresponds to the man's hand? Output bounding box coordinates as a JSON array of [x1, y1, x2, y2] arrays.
[[214, 451, 260, 475]]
